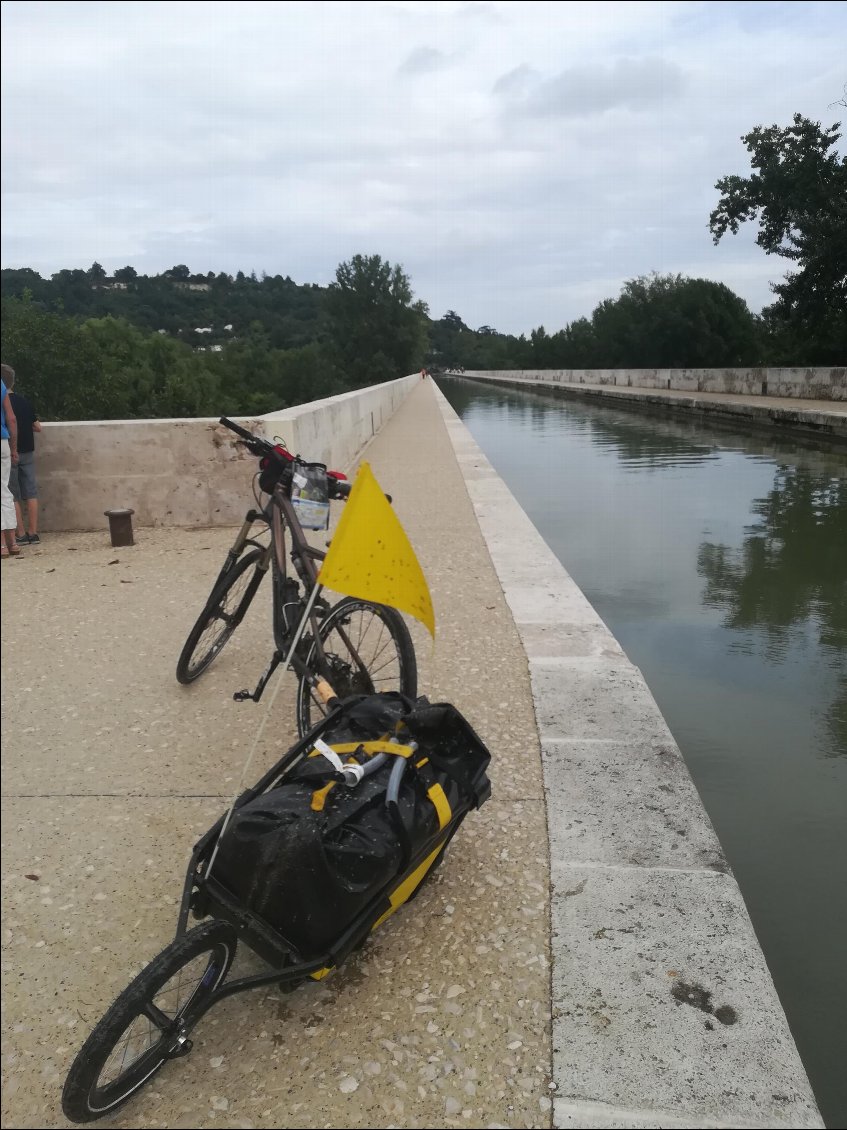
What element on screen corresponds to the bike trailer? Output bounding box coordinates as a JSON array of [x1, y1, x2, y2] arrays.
[[60, 696, 491, 1124], [197, 692, 492, 971]]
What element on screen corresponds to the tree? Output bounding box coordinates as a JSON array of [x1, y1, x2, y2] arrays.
[[442, 310, 468, 332], [324, 254, 428, 385], [87, 261, 107, 287], [589, 274, 761, 368], [710, 114, 847, 363], [49, 268, 91, 315], [1, 297, 109, 419]]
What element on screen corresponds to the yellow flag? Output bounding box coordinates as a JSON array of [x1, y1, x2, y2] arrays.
[[318, 462, 435, 638]]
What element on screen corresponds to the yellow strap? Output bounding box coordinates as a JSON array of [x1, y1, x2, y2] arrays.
[[310, 781, 336, 812], [427, 783, 452, 829], [329, 741, 416, 758], [371, 843, 446, 930]]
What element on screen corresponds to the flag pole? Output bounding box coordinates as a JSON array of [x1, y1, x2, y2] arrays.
[[205, 581, 328, 879]]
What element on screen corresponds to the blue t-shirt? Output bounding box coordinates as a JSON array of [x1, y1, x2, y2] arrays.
[[1, 380, 8, 440]]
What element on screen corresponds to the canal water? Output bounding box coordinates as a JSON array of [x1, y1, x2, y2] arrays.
[[438, 377, 847, 1127]]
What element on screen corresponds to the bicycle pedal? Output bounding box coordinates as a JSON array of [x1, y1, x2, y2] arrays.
[[233, 689, 253, 702]]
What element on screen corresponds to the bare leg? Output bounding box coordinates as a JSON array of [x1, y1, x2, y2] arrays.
[[26, 497, 38, 536], [15, 499, 26, 537]]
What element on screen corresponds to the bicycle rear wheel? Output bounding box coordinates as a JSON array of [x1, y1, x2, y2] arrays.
[[176, 549, 264, 684], [295, 597, 417, 735], [61, 920, 237, 1124]]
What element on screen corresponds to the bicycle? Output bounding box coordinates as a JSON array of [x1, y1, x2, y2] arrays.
[[175, 417, 417, 736]]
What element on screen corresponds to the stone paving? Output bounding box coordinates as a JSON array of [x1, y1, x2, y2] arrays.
[[1, 380, 551, 1129]]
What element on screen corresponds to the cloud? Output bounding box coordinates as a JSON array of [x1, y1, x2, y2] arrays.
[[492, 63, 537, 96], [502, 56, 686, 118], [2, 0, 845, 337], [397, 46, 453, 76]]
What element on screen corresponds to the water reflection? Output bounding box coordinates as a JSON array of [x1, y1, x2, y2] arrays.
[[698, 465, 847, 755], [439, 375, 847, 1126], [698, 468, 846, 649], [448, 379, 723, 470]]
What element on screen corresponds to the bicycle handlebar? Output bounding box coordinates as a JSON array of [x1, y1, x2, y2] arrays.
[[219, 416, 274, 456], [219, 416, 354, 501]]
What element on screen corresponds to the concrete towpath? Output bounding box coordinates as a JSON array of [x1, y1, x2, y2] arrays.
[[1, 379, 552, 1129]]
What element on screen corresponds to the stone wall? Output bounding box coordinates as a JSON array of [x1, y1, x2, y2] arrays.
[[458, 367, 846, 399], [36, 375, 420, 531]]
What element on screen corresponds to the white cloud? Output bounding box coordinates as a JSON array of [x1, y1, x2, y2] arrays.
[[1, 0, 844, 335], [503, 57, 687, 118]]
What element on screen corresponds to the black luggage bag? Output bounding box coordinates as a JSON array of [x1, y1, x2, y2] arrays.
[[212, 692, 491, 964]]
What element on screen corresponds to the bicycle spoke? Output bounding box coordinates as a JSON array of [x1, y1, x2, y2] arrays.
[[99, 1015, 158, 1087]]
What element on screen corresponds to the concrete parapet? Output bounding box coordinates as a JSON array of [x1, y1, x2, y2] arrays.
[[35, 375, 419, 531], [433, 385, 823, 1128], [461, 367, 846, 400]]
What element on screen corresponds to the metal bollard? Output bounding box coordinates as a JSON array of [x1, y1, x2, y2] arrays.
[[104, 508, 135, 547]]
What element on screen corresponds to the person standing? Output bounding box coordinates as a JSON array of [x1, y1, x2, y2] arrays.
[[1, 363, 20, 558], [7, 369, 42, 544]]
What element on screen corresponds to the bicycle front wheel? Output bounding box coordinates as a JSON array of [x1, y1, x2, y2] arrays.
[[296, 597, 417, 735], [61, 920, 237, 1124], [176, 549, 264, 684]]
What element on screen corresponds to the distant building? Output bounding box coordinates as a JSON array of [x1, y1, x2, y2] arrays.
[[194, 327, 213, 334]]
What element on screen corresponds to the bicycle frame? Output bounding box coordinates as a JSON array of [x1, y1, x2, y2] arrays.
[[232, 483, 373, 710]]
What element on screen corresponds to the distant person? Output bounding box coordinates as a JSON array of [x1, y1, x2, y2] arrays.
[[7, 370, 42, 544], [1, 364, 20, 558]]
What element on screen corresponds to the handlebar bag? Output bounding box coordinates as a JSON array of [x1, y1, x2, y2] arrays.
[[213, 693, 492, 954], [290, 460, 330, 530], [258, 444, 294, 494]]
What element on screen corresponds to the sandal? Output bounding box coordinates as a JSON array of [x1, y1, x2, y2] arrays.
[[8, 543, 22, 555], [0, 548, 8, 560]]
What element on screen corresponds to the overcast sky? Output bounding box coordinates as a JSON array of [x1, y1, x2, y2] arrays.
[[2, 0, 844, 335]]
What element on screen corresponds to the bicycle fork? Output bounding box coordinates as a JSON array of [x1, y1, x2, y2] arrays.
[[214, 510, 268, 587]]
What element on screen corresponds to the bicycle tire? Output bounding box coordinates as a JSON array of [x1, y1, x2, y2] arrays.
[[176, 549, 264, 684], [61, 920, 237, 1124], [295, 597, 417, 736]]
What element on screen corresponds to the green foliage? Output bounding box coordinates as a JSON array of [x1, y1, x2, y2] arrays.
[[1, 297, 108, 419], [324, 254, 428, 385], [80, 316, 225, 419], [428, 310, 518, 371], [589, 274, 761, 367], [710, 114, 847, 363], [1, 263, 327, 347]]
